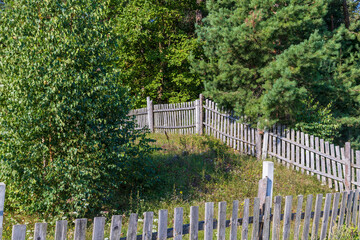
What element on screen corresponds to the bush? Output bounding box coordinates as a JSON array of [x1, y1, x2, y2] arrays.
[[0, 0, 155, 217]]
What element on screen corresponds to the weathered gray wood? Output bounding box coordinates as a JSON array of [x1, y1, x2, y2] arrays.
[[301, 132, 305, 173], [199, 94, 204, 135], [291, 130, 295, 170], [356, 151, 360, 187], [195, 99, 201, 135], [174, 208, 183, 240], [0, 183, 5, 240], [325, 142, 333, 188], [282, 195, 292, 240], [345, 191, 354, 227], [142, 212, 153, 240], [147, 97, 154, 133], [11, 225, 26, 240], [190, 206, 199, 240], [92, 217, 105, 240], [330, 144, 339, 191], [252, 198, 260, 240], [74, 218, 87, 240], [55, 220, 68, 240], [258, 177, 269, 211], [277, 125, 282, 163], [320, 139, 327, 185], [293, 195, 303, 240], [286, 130, 290, 168], [127, 214, 138, 240], [305, 134, 310, 175], [345, 142, 352, 191], [302, 195, 313, 240], [272, 196, 282, 240], [242, 199, 250, 240], [240, 123, 244, 152], [158, 210, 168, 240], [296, 131, 300, 171], [205, 202, 214, 240], [262, 196, 271, 240], [310, 136, 315, 176], [328, 192, 340, 238], [251, 127, 256, 156], [339, 192, 348, 226], [311, 194, 323, 240], [217, 202, 227, 240], [336, 146, 344, 191], [315, 137, 321, 181], [352, 189, 359, 227], [230, 201, 239, 240], [34, 223, 47, 240], [320, 193, 332, 240], [110, 215, 123, 240], [256, 129, 262, 160], [262, 131, 269, 160]]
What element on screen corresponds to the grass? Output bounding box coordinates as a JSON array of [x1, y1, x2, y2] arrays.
[[1, 133, 333, 239]]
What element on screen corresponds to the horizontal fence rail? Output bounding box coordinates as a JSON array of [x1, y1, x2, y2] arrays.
[[10, 190, 360, 240], [130, 95, 360, 192]]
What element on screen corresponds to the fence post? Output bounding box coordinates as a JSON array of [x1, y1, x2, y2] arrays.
[[262, 130, 269, 160], [0, 183, 5, 240], [195, 97, 203, 135], [146, 97, 154, 133], [256, 125, 262, 160], [199, 94, 204, 135], [345, 142, 352, 191]]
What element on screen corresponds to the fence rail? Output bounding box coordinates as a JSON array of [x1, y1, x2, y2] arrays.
[[130, 95, 360, 192], [9, 190, 360, 240]]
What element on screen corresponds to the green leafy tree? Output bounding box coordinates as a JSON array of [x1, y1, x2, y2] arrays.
[[0, 0, 155, 216], [114, 0, 204, 107]]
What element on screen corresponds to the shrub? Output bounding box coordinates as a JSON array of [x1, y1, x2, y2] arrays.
[[0, 0, 155, 217]]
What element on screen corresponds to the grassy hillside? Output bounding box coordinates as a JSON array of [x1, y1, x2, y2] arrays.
[[2, 133, 332, 239]]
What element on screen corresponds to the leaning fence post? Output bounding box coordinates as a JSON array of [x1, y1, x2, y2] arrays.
[[345, 142, 352, 191], [0, 183, 5, 240], [147, 97, 154, 133]]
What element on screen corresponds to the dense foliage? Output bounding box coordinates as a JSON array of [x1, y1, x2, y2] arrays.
[[193, 0, 360, 145], [113, 0, 205, 107], [0, 0, 155, 216]]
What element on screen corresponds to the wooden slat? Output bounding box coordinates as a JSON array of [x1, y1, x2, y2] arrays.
[[11, 225, 26, 240], [272, 196, 282, 240], [205, 202, 214, 240], [302, 195, 313, 240], [305, 134, 310, 175], [230, 201, 239, 240], [357, 151, 360, 187], [74, 219, 87, 240], [158, 210, 168, 240], [34, 223, 47, 240], [339, 192, 348, 226], [352, 189, 359, 227], [262, 197, 271, 240], [286, 130, 291, 168], [282, 195, 293, 240], [291, 130, 295, 170], [320, 193, 332, 240], [217, 202, 226, 240], [110, 215, 123, 240], [328, 192, 340, 238], [127, 214, 138, 240], [345, 191, 354, 227], [296, 131, 300, 171], [55, 220, 68, 240], [311, 194, 323, 240], [277, 125, 282, 164], [190, 206, 199, 240], [336, 146, 344, 191], [92, 217, 105, 240], [174, 208, 183, 240], [300, 132, 305, 173], [330, 144, 339, 191], [293, 195, 303, 240], [310, 136, 315, 176], [252, 198, 260, 240], [325, 142, 333, 188], [242, 199, 250, 240]]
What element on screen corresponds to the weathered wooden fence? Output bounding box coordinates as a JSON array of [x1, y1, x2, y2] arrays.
[[9, 190, 360, 240], [129, 95, 359, 192]]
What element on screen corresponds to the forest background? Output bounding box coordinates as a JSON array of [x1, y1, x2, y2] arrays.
[[0, 0, 360, 217]]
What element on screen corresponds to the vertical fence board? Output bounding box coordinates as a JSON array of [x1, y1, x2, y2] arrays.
[[320, 193, 332, 240], [74, 218, 87, 240], [174, 208, 183, 240], [282, 196, 293, 240], [205, 202, 214, 240], [302, 195, 313, 240], [92, 217, 105, 240], [315, 137, 321, 181], [0, 183, 5, 240], [190, 206, 199, 240], [34, 223, 47, 240], [291, 130, 295, 170], [251, 198, 260, 240], [352, 189, 359, 227], [110, 215, 123, 240], [272, 196, 282, 240], [345, 191, 354, 227], [310, 136, 315, 176], [328, 192, 340, 238], [217, 202, 227, 240], [158, 210, 168, 240], [242, 199, 250, 240], [230, 201, 239, 240], [301, 132, 305, 173], [325, 142, 333, 188], [262, 197, 271, 240], [293, 195, 303, 240], [11, 225, 26, 240], [127, 214, 138, 240], [305, 134, 310, 175], [55, 220, 68, 240], [330, 144, 339, 191], [311, 194, 323, 240], [339, 192, 348, 226]]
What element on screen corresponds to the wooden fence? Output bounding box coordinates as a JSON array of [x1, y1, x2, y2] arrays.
[[10, 190, 360, 240], [129, 95, 359, 192]]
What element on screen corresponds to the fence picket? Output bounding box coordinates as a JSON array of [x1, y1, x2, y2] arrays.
[[205, 202, 214, 240], [11, 225, 26, 240], [190, 206, 199, 240], [55, 220, 67, 240], [251, 198, 260, 240], [217, 202, 226, 240], [230, 201, 239, 240], [174, 208, 183, 240], [158, 210, 168, 240], [339, 192, 348, 226], [92, 217, 105, 240], [352, 189, 359, 226], [127, 214, 138, 240], [272, 196, 282, 240], [242, 199, 250, 240], [302, 195, 313, 240], [293, 195, 303, 240], [345, 191, 354, 227], [328, 192, 340, 238], [110, 215, 123, 240], [320, 193, 332, 240], [262, 197, 271, 240], [282, 196, 292, 240], [74, 219, 87, 240], [34, 223, 47, 240], [311, 194, 323, 240]]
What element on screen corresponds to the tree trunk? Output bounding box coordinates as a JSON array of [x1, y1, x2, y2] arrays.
[[343, 0, 350, 28]]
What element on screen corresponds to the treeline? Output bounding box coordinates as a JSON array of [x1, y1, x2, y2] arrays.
[[113, 0, 360, 147]]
